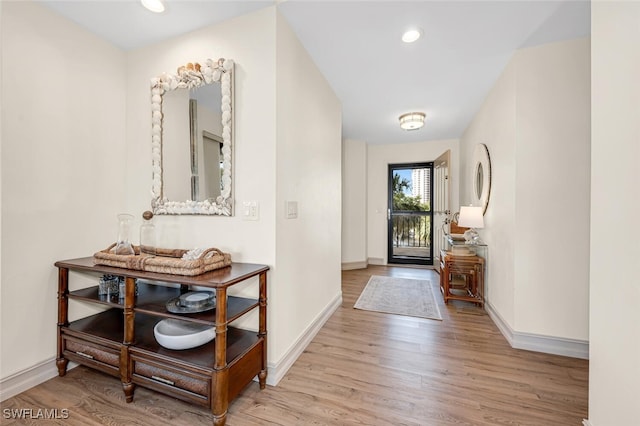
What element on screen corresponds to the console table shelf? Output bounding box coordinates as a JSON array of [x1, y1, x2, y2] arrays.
[[55, 257, 269, 426], [68, 284, 259, 325]]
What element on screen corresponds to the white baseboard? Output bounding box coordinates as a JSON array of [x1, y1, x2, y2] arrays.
[[341, 261, 368, 270], [582, 420, 593, 426], [0, 358, 78, 402], [367, 257, 385, 265], [264, 292, 342, 386], [485, 303, 589, 360]]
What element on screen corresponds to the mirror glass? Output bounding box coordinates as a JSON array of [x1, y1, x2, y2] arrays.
[[471, 143, 491, 215], [150, 58, 234, 215], [475, 162, 484, 199]]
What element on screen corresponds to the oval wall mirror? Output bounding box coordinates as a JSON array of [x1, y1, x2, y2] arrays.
[[471, 143, 491, 215], [150, 58, 234, 215]]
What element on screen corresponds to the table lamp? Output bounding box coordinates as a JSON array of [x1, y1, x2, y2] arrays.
[[457, 205, 484, 244]]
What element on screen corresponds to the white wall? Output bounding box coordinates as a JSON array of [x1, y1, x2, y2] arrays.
[[513, 39, 590, 338], [460, 38, 590, 345], [342, 139, 367, 267], [589, 2, 640, 424], [1, 3, 342, 391], [366, 139, 459, 264], [1, 2, 127, 378], [124, 14, 275, 369], [125, 8, 277, 261], [460, 58, 517, 324], [274, 13, 342, 362], [125, 7, 341, 372]]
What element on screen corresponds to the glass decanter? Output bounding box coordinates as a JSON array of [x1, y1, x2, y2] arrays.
[[114, 213, 135, 255]]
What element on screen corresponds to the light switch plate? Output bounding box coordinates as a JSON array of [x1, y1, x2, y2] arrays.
[[286, 201, 298, 219], [242, 201, 259, 221]]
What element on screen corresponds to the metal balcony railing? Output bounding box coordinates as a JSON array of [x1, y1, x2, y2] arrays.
[[392, 214, 431, 248]]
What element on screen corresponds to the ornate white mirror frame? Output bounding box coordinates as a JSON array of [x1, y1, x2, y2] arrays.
[[471, 143, 492, 215], [150, 58, 234, 215]]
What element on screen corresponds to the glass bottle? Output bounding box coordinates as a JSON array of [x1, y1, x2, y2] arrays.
[[140, 210, 156, 256], [114, 213, 135, 255]]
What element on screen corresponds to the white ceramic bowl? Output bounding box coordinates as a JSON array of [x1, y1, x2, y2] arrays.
[[153, 319, 215, 350]]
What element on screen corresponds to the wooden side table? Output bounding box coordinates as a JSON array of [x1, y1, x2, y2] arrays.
[[439, 250, 485, 307]]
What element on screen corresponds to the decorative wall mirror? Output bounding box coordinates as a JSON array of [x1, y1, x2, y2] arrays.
[[150, 58, 234, 215], [471, 143, 492, 215]]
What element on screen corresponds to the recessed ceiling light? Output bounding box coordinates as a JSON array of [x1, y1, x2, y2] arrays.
[[402, 29, 422, 43], [141, 0, 165, 13]]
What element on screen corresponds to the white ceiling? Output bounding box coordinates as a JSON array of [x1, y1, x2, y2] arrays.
[[39, 0, 590, 145]]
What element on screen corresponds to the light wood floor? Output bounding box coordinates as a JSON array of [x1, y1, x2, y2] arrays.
[[1, 266, 588, 425]]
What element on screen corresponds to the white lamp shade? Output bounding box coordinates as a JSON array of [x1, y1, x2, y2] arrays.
[[458, 206, 484, 228]]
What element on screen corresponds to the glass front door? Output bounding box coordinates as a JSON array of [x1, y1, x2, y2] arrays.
[[388, 163, 433, 265]]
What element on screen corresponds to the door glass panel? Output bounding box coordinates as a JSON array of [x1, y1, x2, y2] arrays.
[[389, 164, 433, 265]]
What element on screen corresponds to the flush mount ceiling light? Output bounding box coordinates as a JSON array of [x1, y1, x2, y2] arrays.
[[399, 112, 426, 130], [402, 28, 422, 43], [141, 0, 165, 13]]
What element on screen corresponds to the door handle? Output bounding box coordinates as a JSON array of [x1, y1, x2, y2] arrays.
[[387, 209, 391, 220]]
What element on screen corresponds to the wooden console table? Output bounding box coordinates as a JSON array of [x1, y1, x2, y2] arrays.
[[439, 249, 485, 307], [55, 257, 269, 426]]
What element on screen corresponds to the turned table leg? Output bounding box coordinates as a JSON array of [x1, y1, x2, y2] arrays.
[[212, 368, 229, 426], [56, 268, 69, 376], [121, 276, 136, 402], [442, 260, 451, 304], [258, 271, 268, 389], [212, 287, 229, 425]]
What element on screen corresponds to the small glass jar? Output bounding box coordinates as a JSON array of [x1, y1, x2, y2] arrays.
[[118, 279, 125, 300], [118, 277, 139, 301], [139, 211, 156, 256], [98, 275, 119, 297]]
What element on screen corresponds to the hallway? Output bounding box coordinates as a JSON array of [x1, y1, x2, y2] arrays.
[[1, 265, 588, 425]]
